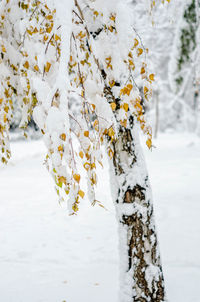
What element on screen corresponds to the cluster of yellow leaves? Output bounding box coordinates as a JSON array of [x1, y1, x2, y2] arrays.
[[120, 84, 133, 97], [151, 0, 170, 9], [0, 88, 13, 163], [105, 56, 113, 70]]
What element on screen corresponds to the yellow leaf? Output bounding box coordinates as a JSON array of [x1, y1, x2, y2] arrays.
[[134, 38, 139, 48], [123, 103, 129, 112], [54, 34, 60, 41], [43, 35, 48, 42], [91, 173, 97, 185], [27, 29, 33, 35], [58, 145, 63, 152], [79, 151, 84, 159], [109, 80, 115, 88], [110, 102, 116, 111], [4, 106, 9, 113], [46, 15, 53, 20], [1, 45, 6, 53], [144, 86, 149, 95], [137, 48, 143, 56], [108, 127, 115, 138], [91, 162, 96, 169], [93, 119, 98, 127], [46, 26, 52, 33], [120, 119, 127, 128], [73, 174, 80, 183], [60, 133, 66, 141], [93, 11, 99, 17], [58, 176, 66, 185], [78, 190, 85, 198], [23, 61, 29, 69], [108, 26, 113, 32], [141, 67, 145, 75], [149, 74, 155, 81], [72, 203, 79, 212], [91, 104, 96, 110], [127, 84, 133, 91], [110, 14, 116, 22], [146, 139, 152, 149], [3, 114, 7, 123], [34, 65, 39, 72], [45, 62, 51, 73], [83, 162, 90, 171], [33, 27, 38, 33], [84, 130, 89, 137], [108, 148, 114, 159]]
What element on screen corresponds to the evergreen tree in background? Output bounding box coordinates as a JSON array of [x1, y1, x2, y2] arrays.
[[169, 0, 200, 132]]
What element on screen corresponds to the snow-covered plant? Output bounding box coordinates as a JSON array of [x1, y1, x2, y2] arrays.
[[0, 0, 167, 300], [0, 0, 154, 212]]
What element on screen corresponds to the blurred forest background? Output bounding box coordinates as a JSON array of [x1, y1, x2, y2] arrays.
[[1, 1, 200, 302]]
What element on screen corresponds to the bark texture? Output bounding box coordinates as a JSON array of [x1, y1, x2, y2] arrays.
[[111, 119, 166, 302]]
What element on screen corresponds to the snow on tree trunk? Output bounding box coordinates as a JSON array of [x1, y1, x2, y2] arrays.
[[110, 118, 166, 301]]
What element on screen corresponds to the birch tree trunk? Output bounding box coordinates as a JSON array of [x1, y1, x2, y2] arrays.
[[110, 117, 166, 302]]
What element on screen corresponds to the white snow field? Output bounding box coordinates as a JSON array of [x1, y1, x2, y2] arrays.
[[0, 133, 200, 302]]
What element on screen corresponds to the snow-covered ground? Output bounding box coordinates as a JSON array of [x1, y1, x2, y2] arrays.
[[0, 133, 199, 302]]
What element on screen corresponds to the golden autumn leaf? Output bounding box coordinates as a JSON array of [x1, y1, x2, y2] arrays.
[[54, 34, 61, 41], [46, 26, 53, 33], [141, 67, 145, 74], [60, 133, 66, 141], [108, 148, 114, 159], [33, 27, 38, 33], [91, 162, 96, 169], [93, 11, 99, 17], [93, 119, 98, 127], [123, 103, 129, 112], [1, 45, 6, 53], [108, 127, 115, 138], [58, 145, 63, 152], [72, 203, 79, 212], [58, 176, 67, 185], [144, 86, 149, 95], [73, 174, 81, 183], [45, 62, 51, 73], [78, 190, 85, 198], [91, 173, 97, 185], [110, 14, 116, 22], [43, 35, 48, 42], [127, 84, 133, 91], [79, 151, 84, 159], [146, 139, 152, 149], [46, 14, 53, 20], [137, 48, 143, 56], [149, 74, 155, 81], [84, 130, 89, 137], [83, 162, 90, 171], [23, 61, 29, 69], [134, 38, 139, 48], [120, 119, 127, 128], [3, 114, 7, 123], [4, 106, 9, 113], [109, 80, 115, 88], [34, 65, 39, 72], [110, 102, 116, 111]]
